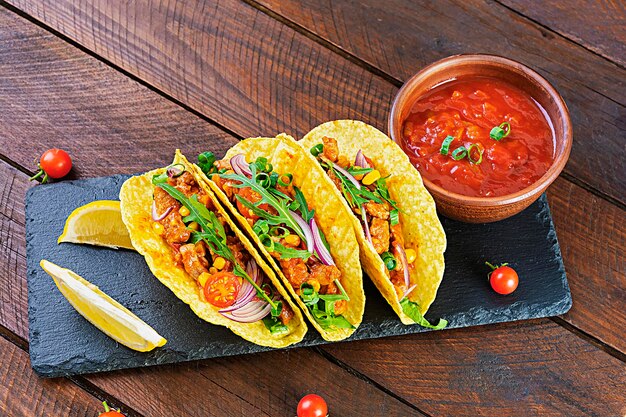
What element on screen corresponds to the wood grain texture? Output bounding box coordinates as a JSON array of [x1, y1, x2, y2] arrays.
[[88, 349, 426, 417], [252, 0, 626, 204], [0, 335, 101, 417], [548, 177, 626, 352], [500, 0, 626, 66], [323, 319, 626, 417]]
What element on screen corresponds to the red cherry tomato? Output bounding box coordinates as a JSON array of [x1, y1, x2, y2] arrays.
[[297, 394, 328, 417], [31, 149, 72, 183], [203, 271, 241, 308], [486, 262, 519, 295], [99, 402, 125, 417]]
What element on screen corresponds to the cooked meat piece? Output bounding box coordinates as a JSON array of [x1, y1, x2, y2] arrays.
[[180, 242, 210, 280], [279, 258, 309, 292], [370, 217, 390, 254], [323, 281, 347, 315], [154, 187, 191, 246], [215, 159, 232, 170], [279, 303, 294, 325], [169, 172, 200, 197], [364, 201, 390, 219], [226, 236, 246, 269], [327, 168, 343, 191], [322, 136, 339, 162], [390, 223, 404, 246], [308, 262, 341, 286]]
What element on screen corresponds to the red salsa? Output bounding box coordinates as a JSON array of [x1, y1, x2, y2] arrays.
[[401, 76, 555, 197]]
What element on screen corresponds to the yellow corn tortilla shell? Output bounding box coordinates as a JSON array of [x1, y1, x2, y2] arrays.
[[203, 135, 365, 341], [300, 120, 446, 325], [119, 150, 307, 348]]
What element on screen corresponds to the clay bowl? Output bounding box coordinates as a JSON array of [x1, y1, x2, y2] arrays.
[[388, 54, 572, 223]]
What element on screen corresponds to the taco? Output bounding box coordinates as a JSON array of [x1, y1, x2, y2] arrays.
[[300, 120, 447, 328], [198, 135, 365, 341], [119, 150, 307, 348]]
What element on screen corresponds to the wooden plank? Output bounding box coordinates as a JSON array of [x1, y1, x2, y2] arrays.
[[0, 10, 425, 416], [0, 335, 102, 417], [250, 0, 625, 203], [88, 349, 426, 417], [548, 177, 626, 353], [323, 319, 626, 416], [4, 0, 624, 204], [500, 0, 626, 66]]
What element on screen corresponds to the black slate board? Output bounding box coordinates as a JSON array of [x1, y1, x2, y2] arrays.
[[25, 175, 571, 377]]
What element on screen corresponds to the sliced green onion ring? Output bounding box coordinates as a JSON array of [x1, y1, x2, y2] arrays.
[[269, 226, 290, 238], [467, 144, 484, 165], [490, 121, 511, 141], [277, 173, 293, 187], [310, 144, 324, 157], [390, 209, 399, 226], [451, 146, 468, 160], [381, 252, 397, 271], [440, 135, 455, 155], [256, 172, 271, 188]]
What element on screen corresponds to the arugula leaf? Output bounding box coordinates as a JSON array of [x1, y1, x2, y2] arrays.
[[293, 186, 315, 222], [299, 281, 353, 331], [262, 316, 289, 335], [311, 309, 355, 330], [346, 166, 373, 176], [198, 152, 217, 176], [400, 298, 447, 330], [220, 164, 305, 240], [260, 237, 311, 260], [324, 162, 381, 210], [374, 176, 400, 211]]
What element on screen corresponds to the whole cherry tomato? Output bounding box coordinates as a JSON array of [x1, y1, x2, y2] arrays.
[[30, 149, 72, 183], [297, 394, 328, 417], [99, 401, 125, 417], [486, 262, 519, 295]]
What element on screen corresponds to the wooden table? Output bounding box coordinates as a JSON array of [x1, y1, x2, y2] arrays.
[[1, 1, 624, 415]]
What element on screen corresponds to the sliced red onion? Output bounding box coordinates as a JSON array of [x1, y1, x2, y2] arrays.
[[151, 200, 173, 221], [403, 284, 417, 300], [220, 302, 272, 323], [289, 210, 314, 253], [361, 206, 372, 244], [229, 154, 252, 177], [355, 150, 370, 168], [166, 164, 185, 178], [393, 241, 411, 289], [310, 218, 335, 266], [332, 162, 361, 190], [219, 261, 260, 313]]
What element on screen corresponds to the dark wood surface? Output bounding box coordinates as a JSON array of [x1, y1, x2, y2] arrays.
[[0, 0, 624, 416]]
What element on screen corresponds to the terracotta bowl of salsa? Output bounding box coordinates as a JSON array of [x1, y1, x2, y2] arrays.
[[389, 54, 572, 223]]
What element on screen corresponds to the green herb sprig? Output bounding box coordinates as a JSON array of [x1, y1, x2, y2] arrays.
[[400, 298, 447, 330], [301, 280, 354, 330]]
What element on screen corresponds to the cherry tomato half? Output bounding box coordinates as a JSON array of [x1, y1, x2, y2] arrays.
[[203, 271, 241, 308], [297, 394, 328, 417], [40, 149, 72, 179], [487, 263, 519, 295]]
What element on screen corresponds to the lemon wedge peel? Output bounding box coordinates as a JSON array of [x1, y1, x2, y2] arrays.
[[40, 260, 166, 352]]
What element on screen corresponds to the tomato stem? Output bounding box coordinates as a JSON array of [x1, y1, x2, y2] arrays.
[[29, 169, 44, 182], [485, 261, 497, 271], [102, 401, 111, 412]]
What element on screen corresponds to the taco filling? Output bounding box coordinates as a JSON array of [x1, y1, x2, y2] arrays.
[[310, 137, 414, 300], [201, 153, 354, 331], [150, 166, 293, 333]]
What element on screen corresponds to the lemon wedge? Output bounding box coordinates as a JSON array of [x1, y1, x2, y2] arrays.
[[40, 260, 166, 352], [58, 200, 134, 249]]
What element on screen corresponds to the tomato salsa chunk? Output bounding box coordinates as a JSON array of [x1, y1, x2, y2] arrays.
[[400, 76, 555, 197]]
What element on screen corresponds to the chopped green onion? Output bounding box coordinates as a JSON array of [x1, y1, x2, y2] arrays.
[[254, 157, 273, 173], [381, 252, 397, 271], [256, 172, 271, 188], [310, 144, 324, 157], [440, 135, 455, 155], [490, 121, 511, 141], [467, 143, 484, 165], [390, 209, 399, 226], [269, 226, 290, 238], [451, 146, 468, 160], [277, 173, 293, 187]]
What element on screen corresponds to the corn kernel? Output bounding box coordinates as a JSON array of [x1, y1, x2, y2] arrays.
[[152, 222, 164, 235], [179, 206, 190, 217], [362, 169, 381, 185], [213, 257, 226, 270], [187, 221, 200, 231], [405, 248, 417, 264], [284, 234, 300, 247], [198, 272, 211, 288]]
